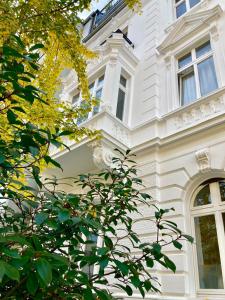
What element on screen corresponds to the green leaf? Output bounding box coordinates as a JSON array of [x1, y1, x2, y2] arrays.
[[44, 156, 62, 170], [164, 256, 176, 273], [35, 212, 48, 225], [12, 35, 25, 49], [5, 262, 20, 281], [0, 154, 5, 164], [115, 260, 129, 276], [26, 273, 38, 295], [83, 288, 93, 300], [29, 44, 44, 51], [0, 261, 5, 283], [125, 285, 133, 296], [4, 248, 20, 258], [104, 236, 113, 249], [36, 258, 52, 286], [146, 257, 154, 268], [58, 209, 70, 222], [95, 290, 112, 300], [7, 109, 18, 124], [172, 240, 182, 250], [3, 45, 23, 58], [183, 234, 194, 243]]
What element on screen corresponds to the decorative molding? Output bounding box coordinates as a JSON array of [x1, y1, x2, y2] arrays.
[[195, 148, 210, 172], [91, 142, 114, 170], [157, 5, 223, 54], [113, 123, 130, 146], [166, 88, 225, 131], [210, 24, 219, 41]]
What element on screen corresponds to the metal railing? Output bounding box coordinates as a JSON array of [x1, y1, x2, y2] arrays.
[[94, 0, 124, 28]]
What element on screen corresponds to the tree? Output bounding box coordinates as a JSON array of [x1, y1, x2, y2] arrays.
[[0, 39, 193, 299], [0, 0, 142, 151]]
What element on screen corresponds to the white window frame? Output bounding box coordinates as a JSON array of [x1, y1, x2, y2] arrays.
[[191, 180, 225, 295], [174, 0, 201, 19], [72, 74, 105, 123], [177, 39, 219, 106]]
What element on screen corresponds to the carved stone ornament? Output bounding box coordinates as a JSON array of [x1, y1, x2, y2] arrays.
[[92, 143, 114, 170], [195, 148, 210, 172]]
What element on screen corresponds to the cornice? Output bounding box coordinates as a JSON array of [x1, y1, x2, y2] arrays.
[[157, 4, 223, 54]]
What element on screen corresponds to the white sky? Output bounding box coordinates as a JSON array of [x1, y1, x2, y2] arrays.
[[80, 0, 109, 20]]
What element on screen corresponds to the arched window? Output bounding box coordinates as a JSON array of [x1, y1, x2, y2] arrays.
[[191, 179, 225, 291]]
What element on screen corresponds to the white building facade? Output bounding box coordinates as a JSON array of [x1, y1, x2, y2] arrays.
[[56, 0, 225, 299]]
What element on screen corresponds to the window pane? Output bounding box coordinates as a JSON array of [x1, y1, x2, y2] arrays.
[[93, 88, 102, 115], [189, 0, 200, 8], [181, 69, 197, 105], [195, 215, 223, 289], [178, 53, 192, 69], [98, 75, 104, 86], [198, 56, 218, 96], [116, 88, 125, 121], [89, 83, 94, 95], [219, 181, 225, 202], [120, 75, 127, 88], [196, 41, 211, 58], [176, 1, 187, 18], [194, 184, 211, 207]]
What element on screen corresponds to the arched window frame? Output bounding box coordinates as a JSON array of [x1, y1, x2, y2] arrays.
[[191, 179, 225, 295]]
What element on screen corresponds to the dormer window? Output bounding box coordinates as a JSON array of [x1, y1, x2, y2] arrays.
[[175, 0, 201, 18]]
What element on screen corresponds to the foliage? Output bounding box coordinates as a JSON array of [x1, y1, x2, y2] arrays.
[[0, 2, 193, 299], [0, 36, 96, 190], [0, 148, 193, 299], [0, 0, 142, 146], [0, 37, 193, 300]]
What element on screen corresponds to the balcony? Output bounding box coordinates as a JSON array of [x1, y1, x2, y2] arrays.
[[83, 0, 126, 42]]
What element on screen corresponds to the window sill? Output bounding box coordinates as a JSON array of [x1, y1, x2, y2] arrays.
[[197, 289, 225, 300], [163, 86, 225, 119]]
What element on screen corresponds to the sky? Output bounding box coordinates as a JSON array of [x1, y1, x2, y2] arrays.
[[80, 0, 109, 19]]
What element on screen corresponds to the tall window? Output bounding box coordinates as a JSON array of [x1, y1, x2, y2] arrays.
[[116, 74, 127, 121], [191, 179, 225, 290], [175, 0, 201, 18], [72, 74, 105, 124], [178, 40, 218, 106]]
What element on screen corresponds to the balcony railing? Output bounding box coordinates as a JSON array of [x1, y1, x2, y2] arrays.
[[94, 0, 123, 27], [83, 0, 126, 41]]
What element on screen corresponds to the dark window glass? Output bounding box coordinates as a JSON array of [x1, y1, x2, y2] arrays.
[[219, 181, 225, 202], [196, 41, 211, 58], [120, 75, 127, 88], [98, 75, 104, 86], [195, 215, 223, 289], [116, 88, 125, 121], [89, 83, 94, 95], [194, 185, 211, 206], [178, 53, 192, 69], [176, 1, 187, 18], [189, 0, 200, 8]]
